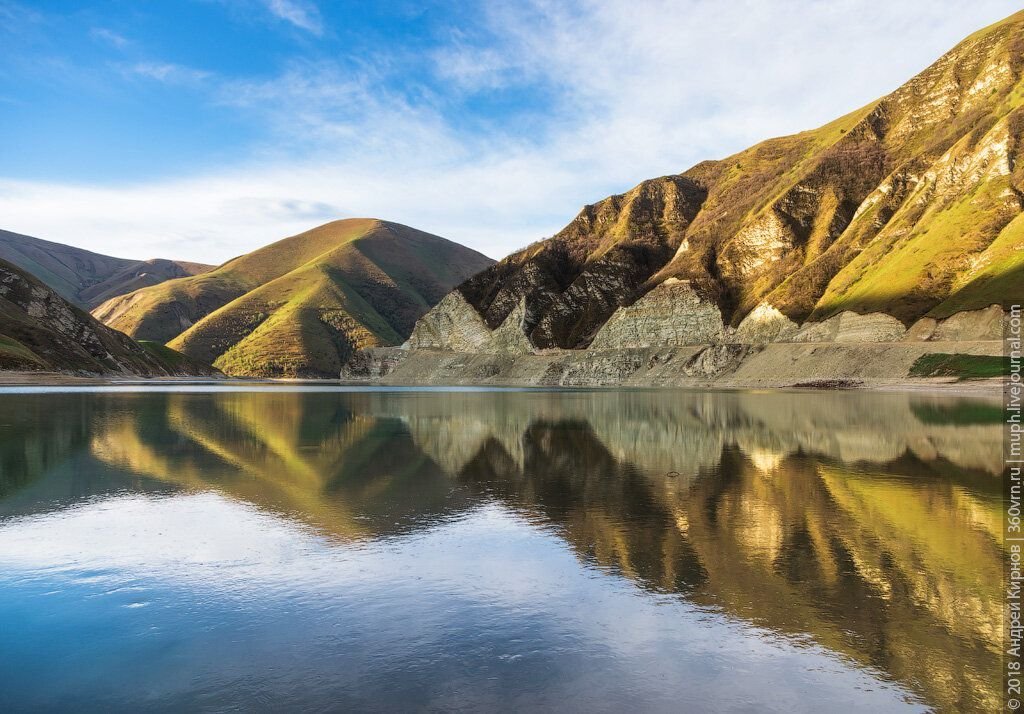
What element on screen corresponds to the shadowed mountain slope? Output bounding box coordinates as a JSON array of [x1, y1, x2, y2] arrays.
[[94, 219, 494, 377], [0, 258, 214, 375], [0, 229, 212, 309], [451, 10, 1024, 349]]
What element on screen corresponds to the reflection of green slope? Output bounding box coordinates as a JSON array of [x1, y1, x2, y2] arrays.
[[360, 389, 1005, 476], [910, 400, 1003, 425], [89, 392, 463, 540], [0, 451, 178, 520], [457, 419, 708, 592], [321, 417, 460, 526], [0, 394, 185, 516], [681, 454, 1000, 712], [818, 466, 1002, 640]]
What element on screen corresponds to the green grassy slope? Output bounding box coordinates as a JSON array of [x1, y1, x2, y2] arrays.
[[137, 340, 221, 376], [0, 334, 48, 370], [96, 219, 494, 377], [456, 10, 1024, 347], [94, 218, 393, 344], [908, 353, 1010, 379]]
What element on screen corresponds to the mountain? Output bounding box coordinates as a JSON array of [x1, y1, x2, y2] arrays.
[[0, 229, 213, 309], [416, 10, 1024, 354], [0, 258, 215, 376], [93, 219, 494, 377]]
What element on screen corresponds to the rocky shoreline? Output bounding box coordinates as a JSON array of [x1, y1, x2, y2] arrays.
[[341, 303, 1008, 391]]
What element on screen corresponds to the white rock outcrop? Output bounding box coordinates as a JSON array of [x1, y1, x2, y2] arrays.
[[404, 292, 495, 352], [733, 302, 799, 345], [589, 280, 725, 349], [721, 211, 794, 276], [489, 297, 535, 356], [905, 305, 1005, 341], [791, 311, 907, 343]]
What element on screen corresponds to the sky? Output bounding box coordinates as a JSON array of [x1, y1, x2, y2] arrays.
[[0, 0, 1020, 264]]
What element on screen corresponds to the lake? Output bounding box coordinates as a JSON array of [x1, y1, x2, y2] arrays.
[[0, 386, 1003, 712]]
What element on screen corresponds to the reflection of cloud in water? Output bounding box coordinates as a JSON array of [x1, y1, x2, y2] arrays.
[[0, 492, 925, 712]]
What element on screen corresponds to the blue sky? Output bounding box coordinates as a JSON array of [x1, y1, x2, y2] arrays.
[[0, 0, 1020, 263]]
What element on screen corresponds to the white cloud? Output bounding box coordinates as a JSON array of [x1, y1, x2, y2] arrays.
[[126, 61, 210, 85], [265, 0, 322, 35], [433, 45, 522, 92], [0, 1, 1020, 264]]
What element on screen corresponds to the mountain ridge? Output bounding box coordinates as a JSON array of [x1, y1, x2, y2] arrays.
[[344, 10, 1022, 388], [0, 229, 213, 309]]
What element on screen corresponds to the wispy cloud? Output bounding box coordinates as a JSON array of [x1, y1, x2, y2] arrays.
[[0, 0, 40, 28], [433, 45, 522, 93], [126, 61, 211, 85], [264, 0, 322, 35], [90, 27, 130, 49], [0, 0, 48, 49], [219, 61, 456, 156]]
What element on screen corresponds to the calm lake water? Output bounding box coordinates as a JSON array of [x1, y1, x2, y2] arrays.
[[0, 386, 1003, 713]]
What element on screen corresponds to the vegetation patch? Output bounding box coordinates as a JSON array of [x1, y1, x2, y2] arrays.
[[0, 334, 47, 369], [138, 340, 218, 376], [138, 340, 187, 368], [908, 353, 1010, 380]]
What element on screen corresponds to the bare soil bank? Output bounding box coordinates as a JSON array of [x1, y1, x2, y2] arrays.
[[0, 372, 228, 386], [0, 338, 1004, 396]]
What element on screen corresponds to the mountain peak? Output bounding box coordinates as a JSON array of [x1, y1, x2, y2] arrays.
[[93, 219, 494, 377]]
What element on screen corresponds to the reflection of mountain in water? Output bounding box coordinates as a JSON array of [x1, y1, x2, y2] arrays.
[[434, 394, 1002, 713], [89, 393, 467, 539], [0, 388, 1003, 712]]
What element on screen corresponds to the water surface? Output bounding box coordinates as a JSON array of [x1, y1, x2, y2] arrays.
[[0, 387, 1004, 712]]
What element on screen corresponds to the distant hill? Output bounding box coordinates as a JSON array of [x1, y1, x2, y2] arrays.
[[438, 9, 1024, 351], [0, 258, 216, 376], [93, 219, 494, 377], [0, 229, 213, 309]]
